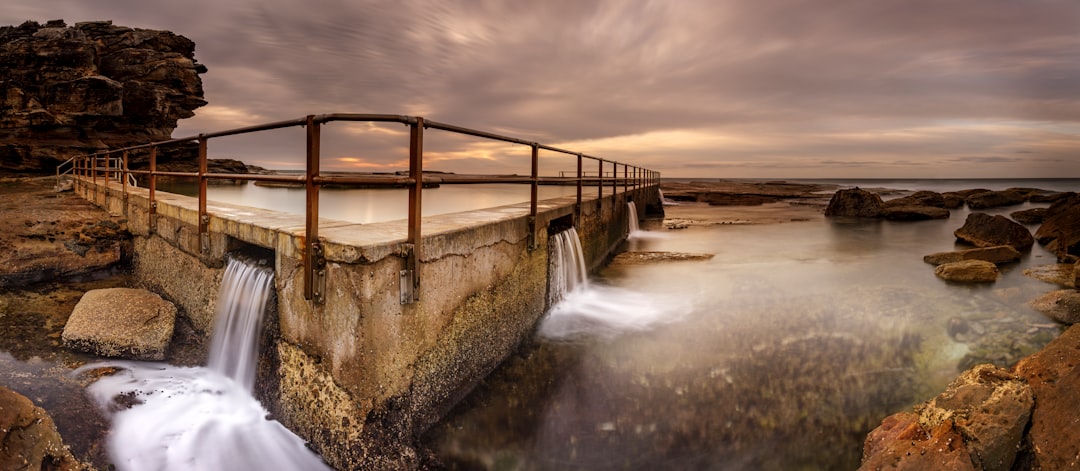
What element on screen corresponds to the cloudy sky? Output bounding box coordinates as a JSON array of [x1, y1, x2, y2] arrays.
[[5, 0, 1079, 178]]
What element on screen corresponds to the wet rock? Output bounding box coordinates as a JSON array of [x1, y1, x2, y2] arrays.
[[0, 386, 89, 471], [1030, 191, 1076, 204], [1013, 325, 1080, 469], [1023, 264, 1076, 288], [934, 260, 1000, 283], [923, 245, 1021, 266], [1034, 198, 1080, 261], [1029, 290, 1080, 324], [885, 191, 947, 208], [608, 251, 715, 267], [824, 188, 884, 218], [1010, 208, 1046, 225], [859, 412, 976, 471], [882, 204, 950, 221], [965, 190, 1027, 210], [62, 287, 177, 360], [954, 213, 1034, 251], [941, 192, 967, 209], [916, 364, 1033, 471]]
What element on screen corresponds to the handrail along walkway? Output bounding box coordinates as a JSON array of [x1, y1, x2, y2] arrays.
[[69, 113, 661, 305]]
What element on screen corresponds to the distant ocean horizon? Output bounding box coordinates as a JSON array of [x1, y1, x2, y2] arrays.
[[663, 177, 1080, 194]]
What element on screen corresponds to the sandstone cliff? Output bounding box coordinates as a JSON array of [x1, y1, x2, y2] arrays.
[[1, 19, 207, 175]]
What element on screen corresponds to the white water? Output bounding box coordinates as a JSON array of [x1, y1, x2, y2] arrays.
[[627, 201, 640, 234], [540, 226, 682, 340], [76, 256, 330, 471]]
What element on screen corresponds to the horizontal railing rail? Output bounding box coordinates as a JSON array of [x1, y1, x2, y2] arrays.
[[67, 113, 661, 305]]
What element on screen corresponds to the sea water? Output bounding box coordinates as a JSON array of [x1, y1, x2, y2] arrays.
[[425, 179, 1076, 470]]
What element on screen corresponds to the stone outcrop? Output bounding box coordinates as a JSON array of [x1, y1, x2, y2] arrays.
[[965, 190, 1027, 210], [0, 19, 206, 175], [824, 188, 884, 217], [860, 364, 1032, 471], [1010, 208, 1047, 225], [923, 245, 1022, 266], [954, 213, 1034, 251], [1034, 194, 1080, 262], [1029, 289, 1080, 324], [934, 260, 1000, 283], [0, 386, 89, 471], [1013, 325, 1080, 469], [62, 287, 177, 360]]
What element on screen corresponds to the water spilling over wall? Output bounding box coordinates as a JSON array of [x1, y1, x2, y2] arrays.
[[547, 227, 588, 306], [627, 201, 640, 233], [208, 255, 274, 392]]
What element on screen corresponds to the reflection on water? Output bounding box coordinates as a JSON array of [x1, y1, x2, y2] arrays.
[[427, 202, 1064, 470]]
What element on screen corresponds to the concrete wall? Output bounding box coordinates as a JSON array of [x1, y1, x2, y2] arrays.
[[74, 176, 662, 469]]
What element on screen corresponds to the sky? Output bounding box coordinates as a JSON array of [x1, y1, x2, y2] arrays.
[[4, 0, 1079, 178]]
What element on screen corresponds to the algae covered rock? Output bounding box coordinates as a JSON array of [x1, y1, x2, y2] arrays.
[[62, 287, 177, 360], [0, 386, 90, 470], [934, 260, 1000, 283]]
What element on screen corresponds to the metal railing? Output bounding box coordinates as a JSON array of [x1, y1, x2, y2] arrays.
[[68, 113, 660, 304]]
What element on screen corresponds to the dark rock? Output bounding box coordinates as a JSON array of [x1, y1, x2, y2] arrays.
[[885, 190, 946, 208], [62, 287, 177, 360], [965, 190, 1028, 210], [941, 192, 967, 209], [1013, 325, 1080, 469], [924, 245, 1022, 266], [882, 204, 950, 221], [1034, 197, 1080, 261], [1011, 208, 1047, 225], [824, 188, 884, 218], [0, 20, 206, 175], [934, 260, 1000, 283], [1031, 191, 1075, 204], [1029, 290, 1080, 324], [954, 213, 1035, 251], [0, 386, 89, 470]]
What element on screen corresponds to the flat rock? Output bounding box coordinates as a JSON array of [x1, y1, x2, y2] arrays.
[[1029, 289, 1080, 324], [608, 251, 715, 267], [1023, 264, 1076, 288], [965, 190, 1028, 209], [935, 260, 1000, 283], [62, 287, 177, 360], [882, 204, 950, 221], [1010, 208, 1047, 225], [0, 386, 88, 471], [924, 245, 1021, 266], [954, 213, 1034, 251], [885, 191, 947, 208]]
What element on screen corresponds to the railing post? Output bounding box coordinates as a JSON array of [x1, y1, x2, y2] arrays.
[[529, 144, 539, 251], [121, 150, 129, 218], [575, 153, 582, 224], [304, 116, 326, 303], [623, 163, 628, 194], [400, 116, 424, 304], [197, 136, 209, 253], [149, 146, 158, 234]]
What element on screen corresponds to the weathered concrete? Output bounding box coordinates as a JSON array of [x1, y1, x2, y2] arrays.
[[74, 176, 660, 469]]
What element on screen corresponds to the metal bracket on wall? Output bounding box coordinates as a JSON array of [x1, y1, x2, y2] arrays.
[[399, 243, 418, 304], [310, 241, 327, 304]]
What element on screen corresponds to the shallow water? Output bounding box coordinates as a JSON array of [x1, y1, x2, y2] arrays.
[[426, 199, 1068, 470]]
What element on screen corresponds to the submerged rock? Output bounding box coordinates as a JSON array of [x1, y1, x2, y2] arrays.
[[0, 386, 89, 471], [934, 260, 1000, 283], [924, 245, 1021, 266], [1023, 264, 1076, 288], [62, 287, 177, 360], [824, 188, 884, 218], [954, 213, 1034, 251], [1029, 290, 1080, 325]]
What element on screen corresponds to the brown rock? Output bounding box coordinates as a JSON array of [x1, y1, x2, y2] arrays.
[[1029, 289, 1080, 324], [1014, 325, 1080, 469], [916, 364, 1033, 471], [885, 191, 947, 208], [954, 213, 1034, 251], [0, 20, 207, 175], [1010, 207, 1046, 225], [923, 245, 1022, 266], [1034, 203, 1080, 262], [935, 260, 1000, 283], [882, 204, 950, 221], [824, 188, 884, 218], [1023, 264, 1076, 288], [966, 190, 1027, 209], [0, 386, 88, 471], [859, 413, 976, 471], [941, 192, 966, 209], [62, 287, 177, 360]]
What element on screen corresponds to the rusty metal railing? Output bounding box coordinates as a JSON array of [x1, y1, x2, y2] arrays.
[[69, 113, 661, 304]]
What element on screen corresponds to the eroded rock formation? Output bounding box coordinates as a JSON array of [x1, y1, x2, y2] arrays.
[[0, 19, 207, 174]]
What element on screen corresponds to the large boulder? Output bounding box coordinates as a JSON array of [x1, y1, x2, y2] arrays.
[[62, 287, 177, 360], [824, 188, 884, 217], [1029, 289, 1080, 324], [965, 190, 1027, 209], [954, 213, 1034, 251], [1010, 208, 1047, 225], [934, 260, 1000, 283], [0, 20, 207, 175], [923, 245, 1021, 266], [1034, 196, 1080, 261], [1013, 325, 1080, 469], [0, 386, 88, 470]]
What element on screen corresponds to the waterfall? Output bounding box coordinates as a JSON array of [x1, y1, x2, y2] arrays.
[[627, 201, 640, 234], [208, 255, 274, 392], [548, 227, 588, 305]]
